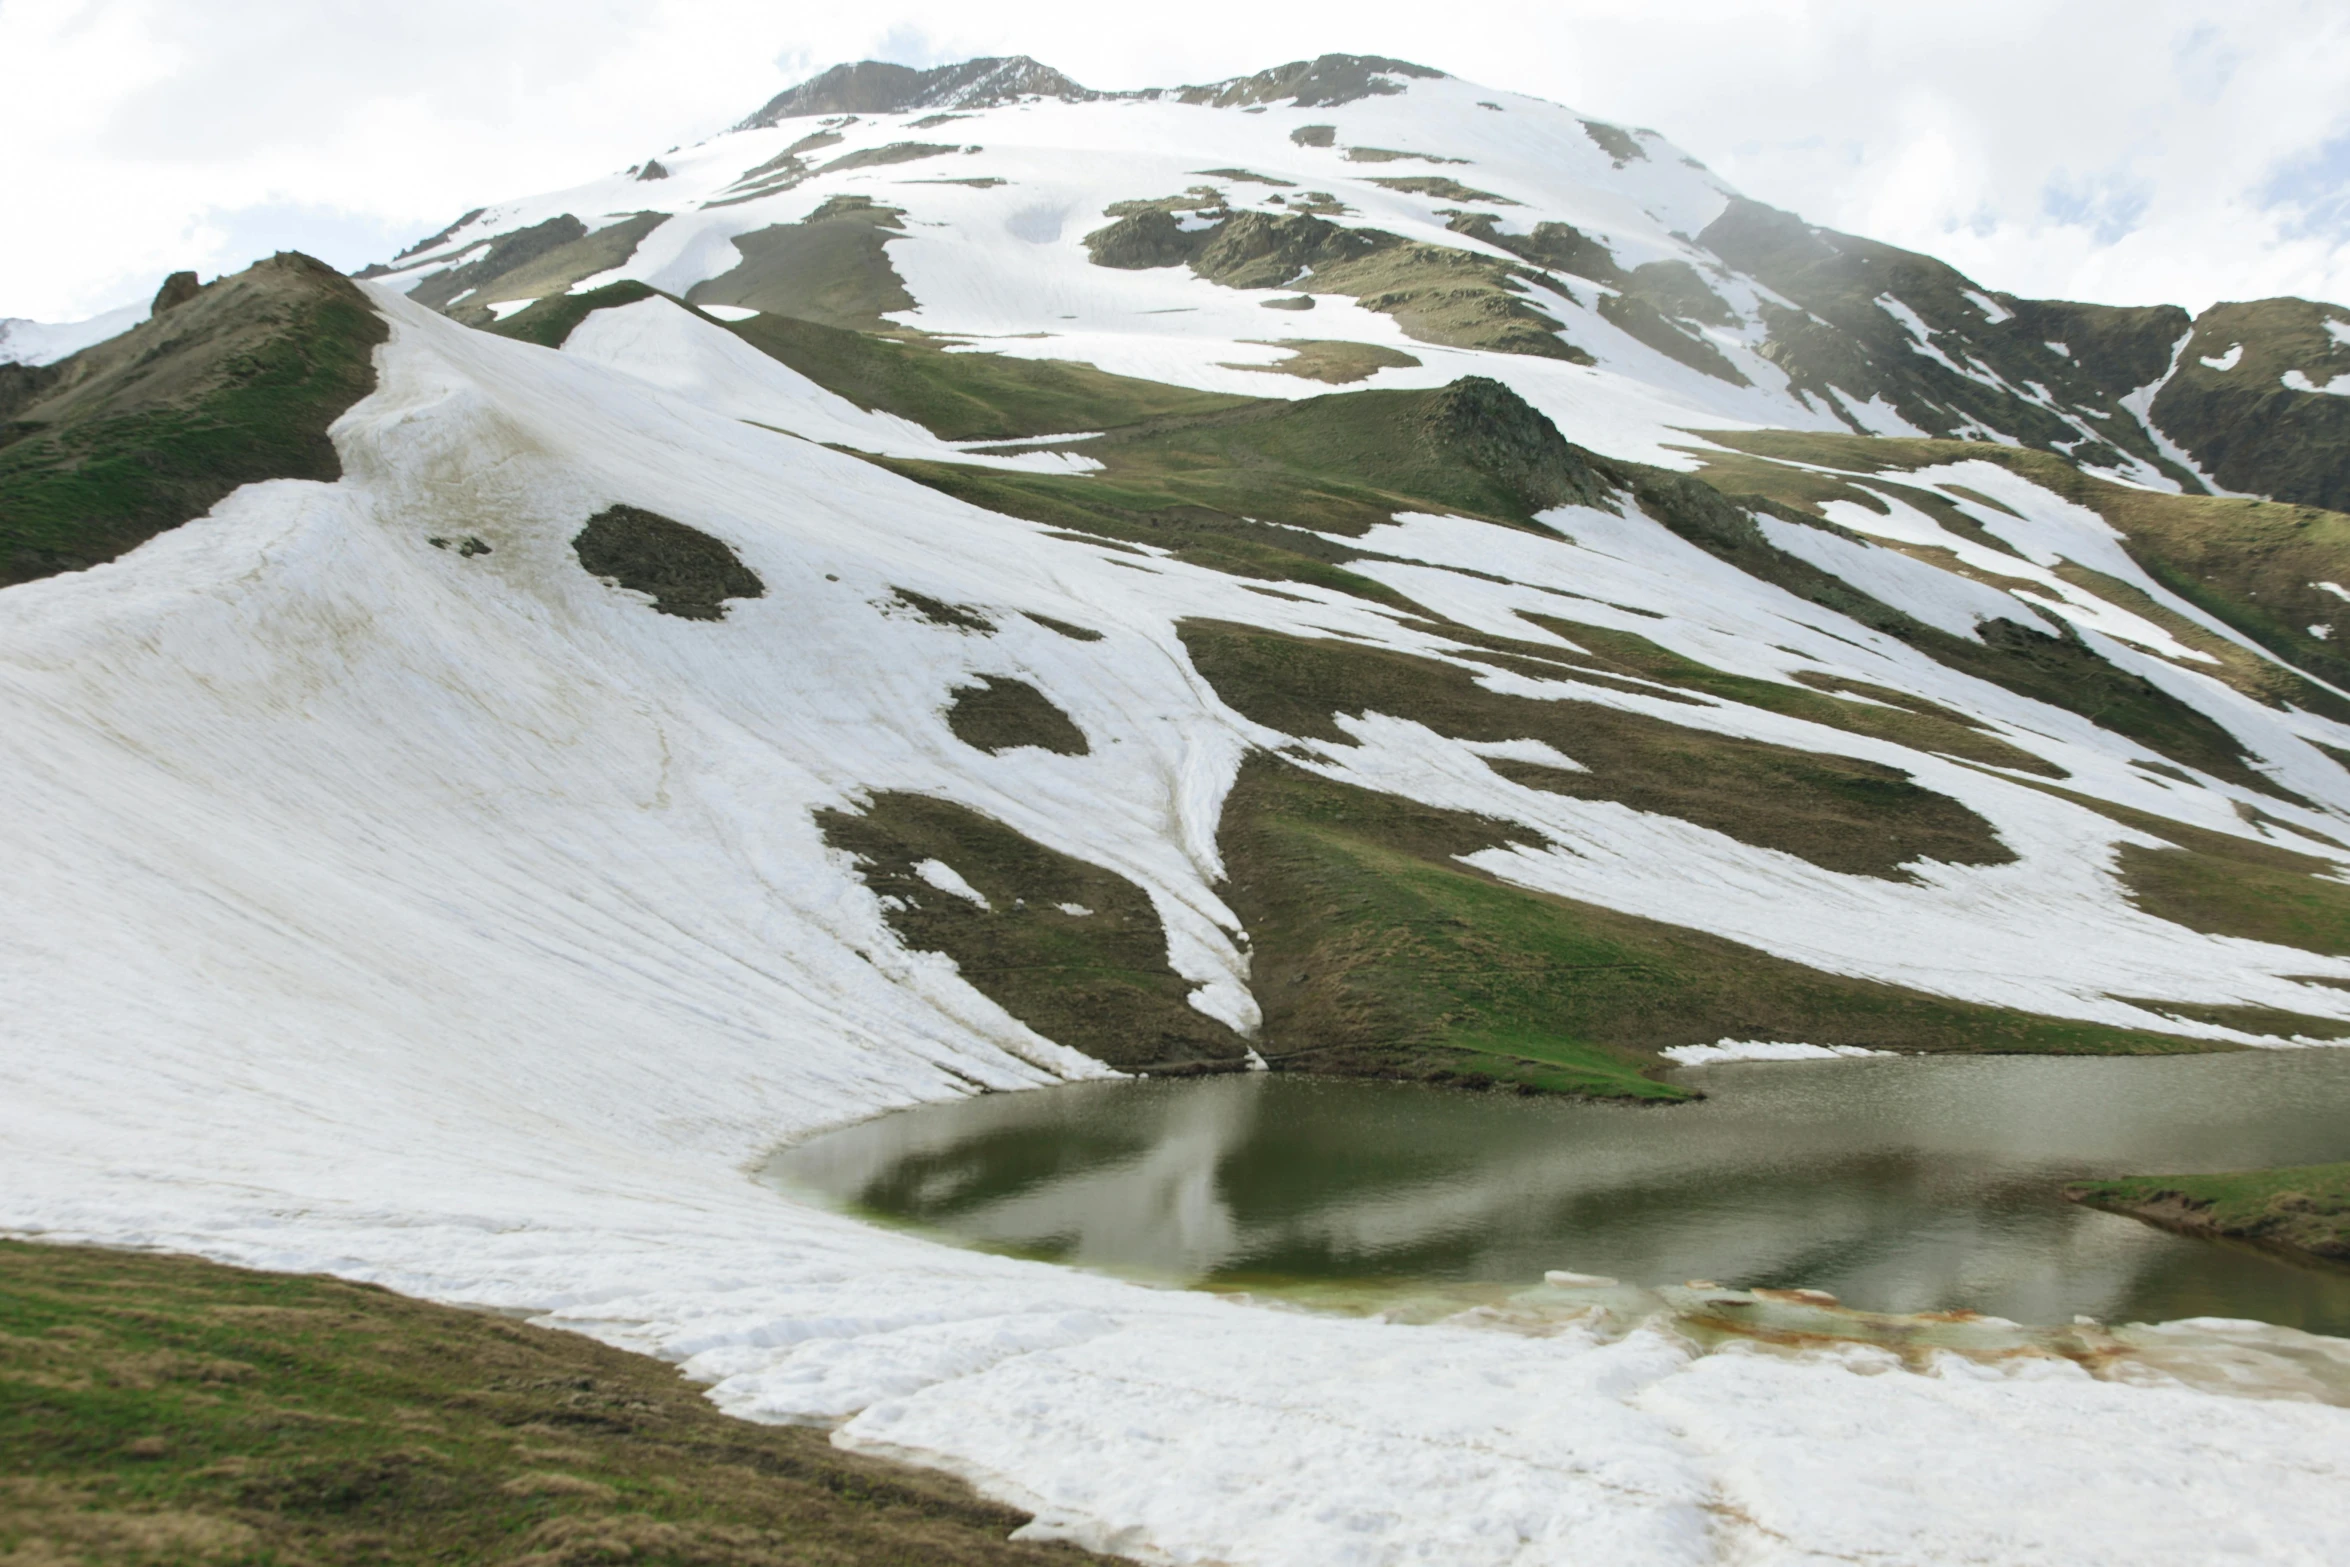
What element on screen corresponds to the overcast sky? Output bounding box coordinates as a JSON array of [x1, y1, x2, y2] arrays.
[[7, 0, 2350, 322]]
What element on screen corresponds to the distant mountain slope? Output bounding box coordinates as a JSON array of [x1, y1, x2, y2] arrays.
[[358, 53, 2350, 513]]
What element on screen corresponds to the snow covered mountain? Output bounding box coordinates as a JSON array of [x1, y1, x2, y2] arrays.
[[9, 52, 2350, 1566], [359, 51, 2350, 510]]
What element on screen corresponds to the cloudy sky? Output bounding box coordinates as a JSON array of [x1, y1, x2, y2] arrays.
[[6, 0, 2349, 323]]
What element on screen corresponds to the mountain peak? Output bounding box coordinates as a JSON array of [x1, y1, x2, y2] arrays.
[[737, 55, 1094, 128], [1176, 53, 1447, 109]]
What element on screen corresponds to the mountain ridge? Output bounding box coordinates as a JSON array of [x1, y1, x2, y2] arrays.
[[352, 52, 2350, 514]]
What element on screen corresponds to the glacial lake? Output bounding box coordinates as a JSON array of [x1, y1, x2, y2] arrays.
[[765, 1050, 2350, 1335]]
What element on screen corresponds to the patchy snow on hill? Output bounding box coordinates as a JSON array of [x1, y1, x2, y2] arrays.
[[14, 52, 2350, 1567], [6, 277, 2350, 1565]]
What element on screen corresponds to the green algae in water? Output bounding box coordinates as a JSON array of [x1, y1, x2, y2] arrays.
[[766, 1052, 2350, 1336]]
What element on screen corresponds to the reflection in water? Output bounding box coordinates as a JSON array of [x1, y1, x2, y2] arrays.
[[765, 1051, 2350, 1335]]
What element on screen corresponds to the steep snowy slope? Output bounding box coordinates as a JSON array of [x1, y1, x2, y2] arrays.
[[15, 51, 2350, 1567]]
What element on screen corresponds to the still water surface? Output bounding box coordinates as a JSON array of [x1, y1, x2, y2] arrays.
[[767, 1051, 2350, 1334]]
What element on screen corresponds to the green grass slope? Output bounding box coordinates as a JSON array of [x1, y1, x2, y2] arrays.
[[2066, 1164, 2350, 1264], [1219, 756, 2226, 1101], [0, 253, 386, 588], [0, 1240, 1098, 1567]]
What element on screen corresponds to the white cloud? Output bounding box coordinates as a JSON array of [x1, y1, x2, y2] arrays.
[[4, 0, 2349, 320]]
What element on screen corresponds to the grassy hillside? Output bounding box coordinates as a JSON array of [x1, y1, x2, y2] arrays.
[[0, 1240, 1097, 1566], [1218, 755, 2230, 1100], [0, 254, 385, 588]]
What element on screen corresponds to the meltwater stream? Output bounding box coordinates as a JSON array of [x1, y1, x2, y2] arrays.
[[767, 1050, 2350, 1335]]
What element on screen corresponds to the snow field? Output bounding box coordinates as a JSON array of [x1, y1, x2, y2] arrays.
[[8, 279, 2350, 1565]]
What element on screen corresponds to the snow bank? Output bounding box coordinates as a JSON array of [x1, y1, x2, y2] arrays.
[[1662, 1040, 1892, 1065]]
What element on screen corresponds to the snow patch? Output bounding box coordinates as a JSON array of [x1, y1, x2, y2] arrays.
[[1961, 288, 2013, 325], [2199, 343, 2243, 372], [914, 859, 991, 908], [1662, 1040, 1892, 1065]]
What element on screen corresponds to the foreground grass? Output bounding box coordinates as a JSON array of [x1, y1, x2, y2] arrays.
[[2067, 1164, 2350, 1265], [0, 1240, 1095, 1566]]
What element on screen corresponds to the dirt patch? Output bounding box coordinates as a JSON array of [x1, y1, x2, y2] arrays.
[[945, 675, 1089, 754], [1221, 339, 1421, 383], [739, 57, 1095, 126], [870, 377, 1611, 592], [819, 793, 1249, 1071], [2117, 825, 2350, 957], [2153, 297, 2350, 512], [1596, 437, 2290, 795], [571, 506, 764, 620], [405, 215, 586, 309], [1289, 124, 1337, 148]]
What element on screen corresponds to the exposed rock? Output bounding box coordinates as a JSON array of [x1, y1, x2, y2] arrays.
[[1181, 54, 1445, 109], [150, 271, 201, 316], [1417, 375, 1608, 511], [738, 56, 1094, 127]]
